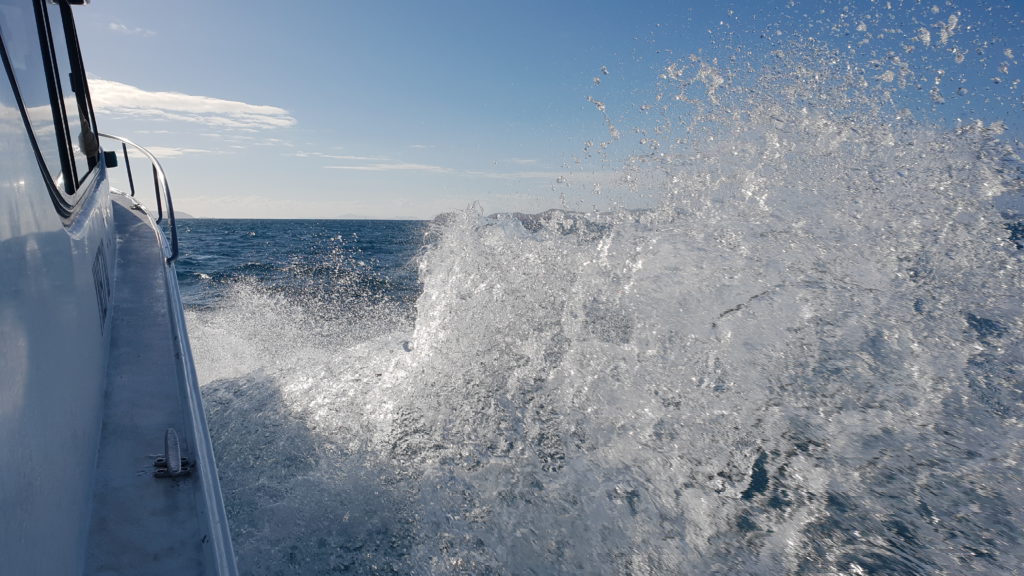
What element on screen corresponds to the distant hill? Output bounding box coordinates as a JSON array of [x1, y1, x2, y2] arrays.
[[175, 211, 197, 219]]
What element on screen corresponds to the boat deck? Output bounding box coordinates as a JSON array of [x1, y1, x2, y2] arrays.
[[85, 195, 231, 574]]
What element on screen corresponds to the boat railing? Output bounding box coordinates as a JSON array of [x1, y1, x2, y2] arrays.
[[98, 133, 179, 263]]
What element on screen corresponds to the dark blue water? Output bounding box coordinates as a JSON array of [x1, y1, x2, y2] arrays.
[[176, 219, 427, 313]]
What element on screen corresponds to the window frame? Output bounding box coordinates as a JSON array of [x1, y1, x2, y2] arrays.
[[38, 0, 100, 196]]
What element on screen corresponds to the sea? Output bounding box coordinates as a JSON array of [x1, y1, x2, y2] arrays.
[[176, 3, 1023, 575]]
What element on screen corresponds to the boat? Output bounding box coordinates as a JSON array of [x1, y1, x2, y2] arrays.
[[0, 1, 237, 573]]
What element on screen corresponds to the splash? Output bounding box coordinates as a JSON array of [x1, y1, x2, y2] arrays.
[[382, 126, 1022, 573], [189, 2, 1023, 574]]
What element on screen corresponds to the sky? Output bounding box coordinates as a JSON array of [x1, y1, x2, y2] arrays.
[[73, 1, 1023, 219]]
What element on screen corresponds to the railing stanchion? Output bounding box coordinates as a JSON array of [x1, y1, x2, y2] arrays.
[[122, 142, 136, 197], [99, 133, 179, 263], [153, 165, 163, 224]]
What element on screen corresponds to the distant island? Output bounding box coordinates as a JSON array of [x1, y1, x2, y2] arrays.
[[175, 211, 197, 219]]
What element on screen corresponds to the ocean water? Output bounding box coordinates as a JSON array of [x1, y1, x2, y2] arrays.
[[180, 3, 1024, 575]]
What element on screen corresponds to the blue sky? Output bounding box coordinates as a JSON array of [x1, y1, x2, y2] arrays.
[[74, 1, 1022, 219]]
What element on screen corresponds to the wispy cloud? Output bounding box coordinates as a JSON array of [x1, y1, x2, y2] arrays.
[[293, 151, 385, 162], [89, 78, 296, 131], [328, 162, 572, 181], [465, 169, 570, 180], [108, 22, 156, 37], [503, 158, 539, 166], [302, 149, 582, 181], [296, 150, 452, 173], [142, 146, 214, 158], [326, 162, 454, 174]]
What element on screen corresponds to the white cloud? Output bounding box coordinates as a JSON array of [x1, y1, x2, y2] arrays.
[[293, 151, 385, 162], [326, 162, 454, 174], [319, 154, 573, 180], [307, 149, 609, 183], [465, 169, 570, 180], [141, 146, 213, 158], [109, 22, 156, 36], [88, 78, 296, 131]]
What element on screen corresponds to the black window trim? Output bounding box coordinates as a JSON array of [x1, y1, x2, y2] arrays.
[[32, 0, 76, 195], [38, 0, 99, 193], [54, 0, 99, 178]]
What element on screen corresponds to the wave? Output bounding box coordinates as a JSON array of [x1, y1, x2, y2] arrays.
[[187, 3, 1023, 574]]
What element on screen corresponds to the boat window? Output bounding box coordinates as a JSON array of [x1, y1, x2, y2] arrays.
[[0, 0, 67, 192], [46, 0, 96, 186]]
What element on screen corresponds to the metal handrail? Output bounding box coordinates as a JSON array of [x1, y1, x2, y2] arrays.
[[98, 133, 179, 263]]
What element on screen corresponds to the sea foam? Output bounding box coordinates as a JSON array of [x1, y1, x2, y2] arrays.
[[189, 2, 1023, 574]]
